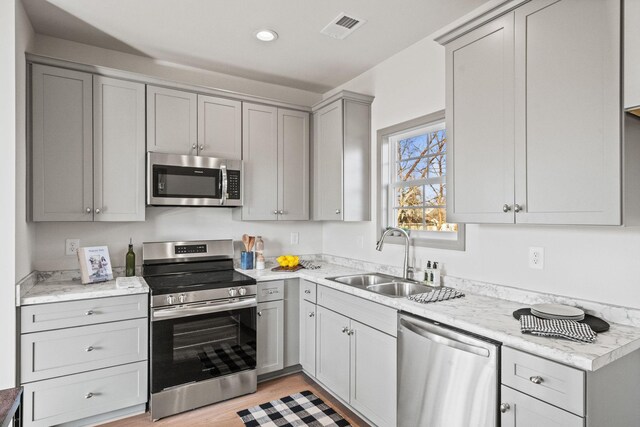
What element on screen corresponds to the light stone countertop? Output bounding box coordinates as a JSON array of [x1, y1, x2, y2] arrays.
[[241, 263, 640, 372], [18, 261, 640, 371]]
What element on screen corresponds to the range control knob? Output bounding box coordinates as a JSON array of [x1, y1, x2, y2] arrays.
[[238, 287, 247, 296], [166, 295, 175, 305], [178, 293, 186, 304], [228, 288, 238, 297]]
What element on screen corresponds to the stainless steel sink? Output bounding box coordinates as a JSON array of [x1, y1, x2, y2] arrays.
[[329, 273, 433, 298], [367, 281, 433, 297], [330, 273, 395, 287]]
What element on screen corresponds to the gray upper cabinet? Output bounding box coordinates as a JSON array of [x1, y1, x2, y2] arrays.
[[94, 76, 146, 221], [32, 64, 93, 222], [444, 14, 515, 224], [147, 86, 197, 155], [625, 0, 640, 110], [441, 0, 621, 225], [32, 65, 145, 222], [312, 91, 373, 221], [241, 103, 309, 221], [197, 95, 242, 159]]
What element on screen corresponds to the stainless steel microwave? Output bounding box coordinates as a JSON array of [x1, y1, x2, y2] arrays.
[[147, 152, 242, 207]]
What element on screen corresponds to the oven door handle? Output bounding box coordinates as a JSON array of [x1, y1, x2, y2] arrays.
[[152, 297, 256, 321]]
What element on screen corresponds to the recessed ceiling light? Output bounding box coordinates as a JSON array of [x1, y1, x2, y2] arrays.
[[255, 29, 278, 42]]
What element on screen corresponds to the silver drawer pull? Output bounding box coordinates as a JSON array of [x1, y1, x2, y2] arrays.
[[304, 290, 311, 294], [85, 310, 94, 316], [500, 403, 510, 413], [85, 346, 94, 352], [85, 392, 94, 399], [529, 375, 544, 384]]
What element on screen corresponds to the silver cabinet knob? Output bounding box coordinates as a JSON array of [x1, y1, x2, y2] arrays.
[[304, 289, 311, 294], [85, 346, 94, 352], [199, 145, 204, 151], [529, 375, 543, 384], [85, 310, 94, 316], [514, 203, 523, 213], [192, 144, 197, 150], [273, 210, 278, 215], [257, 311, 262, 317], [166, 295, 175, 305], [347, 329, 354, 336], [500, 403, 510, 413], [95, 208, 101, 214], [178, 293, 186, 304], [278, 210, 284, 215], [85, 392, 94, 399], [308, 312, 315, 318], [502, 204, 511, 212], [335, 209, 341, 215], [341, 326, 349, 333], [238, 287, 247, 296], [86, 207, 92, 214]]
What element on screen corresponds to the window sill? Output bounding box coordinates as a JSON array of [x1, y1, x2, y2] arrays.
[[381, 226, 465, 251]]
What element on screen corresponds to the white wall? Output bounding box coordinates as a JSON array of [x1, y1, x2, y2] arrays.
[[30, 34, 322, 107], [16, 1, 36, 282], [321, 36, 640, 309], [1, 0, 17, 389]]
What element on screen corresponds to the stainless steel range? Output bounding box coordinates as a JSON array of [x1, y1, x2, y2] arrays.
[[143, 239, 257, 421]]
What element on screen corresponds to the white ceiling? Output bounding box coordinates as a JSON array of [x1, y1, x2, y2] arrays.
[[22, 0, 488, 93]]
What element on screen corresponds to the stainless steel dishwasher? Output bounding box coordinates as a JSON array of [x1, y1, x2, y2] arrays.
[[398, 313, 500, 427]]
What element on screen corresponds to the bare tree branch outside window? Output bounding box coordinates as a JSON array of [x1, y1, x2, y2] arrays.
[[392, 125, 457, 232]]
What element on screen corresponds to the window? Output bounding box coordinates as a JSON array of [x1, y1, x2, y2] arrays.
[[377, 110, 464, 250]]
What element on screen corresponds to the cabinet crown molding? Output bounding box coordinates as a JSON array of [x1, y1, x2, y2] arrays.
[[312, 90, 374, 112]]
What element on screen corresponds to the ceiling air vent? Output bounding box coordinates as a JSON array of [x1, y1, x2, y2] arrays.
[[321, 13, 367, 40]]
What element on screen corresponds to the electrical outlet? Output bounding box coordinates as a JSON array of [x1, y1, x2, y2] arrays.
[[290, 232, 299, 245], [65, 239, 80, 256], [356, 235, 364, 249], [529, 247, 544, 269]]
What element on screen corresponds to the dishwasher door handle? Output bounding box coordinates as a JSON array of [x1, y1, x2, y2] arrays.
[[400, 318, 490, 358]]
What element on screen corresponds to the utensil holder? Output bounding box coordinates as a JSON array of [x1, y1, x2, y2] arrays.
[[240, 251, 254, 270]]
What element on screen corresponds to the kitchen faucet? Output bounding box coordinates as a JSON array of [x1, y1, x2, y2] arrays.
[[376, 227, 410, 279]]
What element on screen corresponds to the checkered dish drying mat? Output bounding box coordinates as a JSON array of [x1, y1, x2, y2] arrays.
[[237, 390, 350, 427], [520, 314, 597, 343], [299, 260, 321, 270], [407, 287, 465, 304]]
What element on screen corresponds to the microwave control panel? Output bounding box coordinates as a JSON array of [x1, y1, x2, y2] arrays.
[[227, 170, 241, 199]]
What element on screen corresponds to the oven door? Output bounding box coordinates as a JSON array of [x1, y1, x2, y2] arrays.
[[151, 297, 257, 394]]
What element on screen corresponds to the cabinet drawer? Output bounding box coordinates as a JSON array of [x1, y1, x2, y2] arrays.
[[22, 361, 147, 427], [257, 280, 284, 303], [21, 293, 148, 332], [317, 285, 396, 337], [300, 280, 316, 303], [21, 318, 148, 383], [502, 347, 584, 416]]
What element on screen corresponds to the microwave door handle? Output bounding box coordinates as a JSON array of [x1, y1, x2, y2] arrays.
[[220, 165, 227, 206]]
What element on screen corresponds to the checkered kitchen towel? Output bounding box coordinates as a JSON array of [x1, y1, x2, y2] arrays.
[[407, 287, 465, 304], [520, 314, 597, 343], [237, 390, 351, 427]]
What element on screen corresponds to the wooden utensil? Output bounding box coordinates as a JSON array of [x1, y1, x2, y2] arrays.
[[248, 236, 256, 252], [241, 234, 250, 252]]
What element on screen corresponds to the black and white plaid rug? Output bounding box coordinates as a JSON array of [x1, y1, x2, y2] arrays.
[[237, 390, 351, 427]]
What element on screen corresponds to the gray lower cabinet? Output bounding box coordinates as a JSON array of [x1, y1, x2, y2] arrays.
[[299, 299, 316, 376], [311, 91, 373, 221], [32, 64, 145, 222], [500, 385, 583, 427], [257, 300, 284, 375], [315, 286, 397, 427], [240, 103, 309, 221], [19, 294, 149, 426]]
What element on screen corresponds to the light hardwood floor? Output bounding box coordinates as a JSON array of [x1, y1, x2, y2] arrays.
[[101, 373, 368, 427]]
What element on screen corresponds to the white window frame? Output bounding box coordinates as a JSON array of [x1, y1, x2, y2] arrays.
[[376, 110, 465, 250]]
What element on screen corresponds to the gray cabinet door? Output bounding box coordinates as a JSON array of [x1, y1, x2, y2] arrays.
[[93, 76, 146, 221], [32, 64, 93, 222], [278, 109, 309, 220], [299, 299, 316, 376], [501, 386, 584, 427], [625, 0, 640, 110], [283, 279, 300, 368], [197, 95, 242, 159], [257, 300, 284, 375], [349, 320, 396, 427], [315, 306, 350, 401], [445, 14, 515, 224], [313, 101, 344, 220], [513, 0, 621, 225], [242, 103, 279, 220], [147, 86, 197, 155]]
